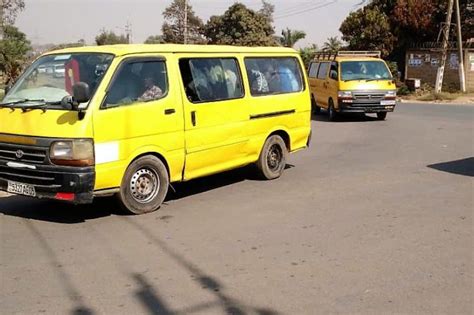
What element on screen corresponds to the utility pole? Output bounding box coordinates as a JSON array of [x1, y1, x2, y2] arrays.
[[455, 0, 466, 92], [125, 20, 132, 44], [184, 0, 188, 44], [435, 0, 454, 94]]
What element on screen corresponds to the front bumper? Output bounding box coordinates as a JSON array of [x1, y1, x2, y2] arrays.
[[0, 138, 95, 204], [0, 163, 95, 203], [338, 98, 396, 113]]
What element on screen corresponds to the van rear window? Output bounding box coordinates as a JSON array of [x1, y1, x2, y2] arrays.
[[244, 57, 303, 96]]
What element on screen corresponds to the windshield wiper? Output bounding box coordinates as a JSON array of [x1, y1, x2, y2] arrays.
[[19, 100, 63, 112], [0, 98, 46, 106], [0, 99, 62, 112], [343, 78, 368, 82]]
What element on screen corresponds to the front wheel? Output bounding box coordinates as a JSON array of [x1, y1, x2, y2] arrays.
[[118, 156, 169, 215], [377, 112, 387, 120], [311, 96, 321, 115], [256, 135, 288, 180], [328, 99, 338, 121]]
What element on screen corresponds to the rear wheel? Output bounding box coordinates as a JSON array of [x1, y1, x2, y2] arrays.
[[118, 156, 169, 215], [377, 112, 387, 120], [256, 135, 288, 180], [328, 99, 337, 121]]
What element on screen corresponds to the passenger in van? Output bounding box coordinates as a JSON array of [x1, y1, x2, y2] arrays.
[[263, 63, 280, 93], [138, 74, 163, 102], [278, 63, 299, 92], [224, 68, 238, 97]]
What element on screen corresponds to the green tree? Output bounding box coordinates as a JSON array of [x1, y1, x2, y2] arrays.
[[299, 44, 318, 68], [95, 30, 128, 45], [339, 6, 394, 57], [144, 35, 164, 44], [1, 0, 25, 26], [279, 28, 306, 48], [322, 36, 343, 52], [204, 3, 275, 46], [0, 25, 31, 84], [161, 0, 204, 44]]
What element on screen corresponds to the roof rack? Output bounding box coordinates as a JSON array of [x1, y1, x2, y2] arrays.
[[314, 50, 381, 61]]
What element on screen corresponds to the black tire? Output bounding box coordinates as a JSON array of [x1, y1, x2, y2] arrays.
[[256, 135, 288, 180], [118, 156, 169, 215], [328, 99, 338, 121], [377, 112, 387, 120], [311, 95, 321, 115]]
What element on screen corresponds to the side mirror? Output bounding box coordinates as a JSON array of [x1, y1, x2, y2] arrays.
[[72, 82, 90, 105], [330, 71, 338, 80]]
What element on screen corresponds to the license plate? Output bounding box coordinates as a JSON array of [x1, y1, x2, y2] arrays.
[[7, 181, 36, 197], [381, 100, 396, 106]]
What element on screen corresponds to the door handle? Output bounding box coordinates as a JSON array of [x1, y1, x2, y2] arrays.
[[164, 108, 175, 115], [191, 111, 196, 126]]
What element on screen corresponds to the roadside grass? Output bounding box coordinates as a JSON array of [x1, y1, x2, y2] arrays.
[[0, 89, 4, 101], [417, 92, 461, 102]]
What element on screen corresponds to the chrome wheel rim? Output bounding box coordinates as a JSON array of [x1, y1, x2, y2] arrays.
[[130, 168, 160, 203], [267, 144, 283, 172]]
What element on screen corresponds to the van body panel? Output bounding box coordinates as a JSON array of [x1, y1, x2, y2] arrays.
[[92, 53, 185, 190], [0, 109, 93, 138]]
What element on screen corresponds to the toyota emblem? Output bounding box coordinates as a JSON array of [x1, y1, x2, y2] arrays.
[[15, 150, 24, 159]]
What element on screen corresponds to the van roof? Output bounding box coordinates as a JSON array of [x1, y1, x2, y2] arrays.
[[44, 44, 298, 57]]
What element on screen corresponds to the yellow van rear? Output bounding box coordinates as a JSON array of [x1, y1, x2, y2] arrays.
[[308, 51, 397, 121], [0, 44, 311, 214]]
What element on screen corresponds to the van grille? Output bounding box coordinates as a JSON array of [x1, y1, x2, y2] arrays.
[[0, 143, 48, 165], [0, 165, 60, 187], [353, 92, 385, 100]]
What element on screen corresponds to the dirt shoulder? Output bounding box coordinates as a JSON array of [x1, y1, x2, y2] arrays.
[[400, 93, 474, 105]]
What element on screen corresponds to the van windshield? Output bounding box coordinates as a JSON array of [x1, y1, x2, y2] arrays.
[[2, 53, 114, 109], [341, 61, 392, 81]]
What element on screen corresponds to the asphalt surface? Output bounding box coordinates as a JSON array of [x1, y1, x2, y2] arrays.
[[1, 103, 473, 315]]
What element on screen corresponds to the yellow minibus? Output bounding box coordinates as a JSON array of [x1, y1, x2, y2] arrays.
[[0, 44, 311, 214], [308, 51, 397, 121]]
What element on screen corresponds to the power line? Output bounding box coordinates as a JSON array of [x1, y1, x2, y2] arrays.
[[274, 0, 337, 19]]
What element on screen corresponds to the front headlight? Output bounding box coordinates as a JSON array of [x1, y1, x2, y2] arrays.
[[50, 139, 94, 166], [338, 91, 352, 98], [385, 90, 397, 98]]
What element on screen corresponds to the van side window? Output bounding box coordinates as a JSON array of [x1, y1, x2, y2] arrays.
[[329, 62, 338, 80], [309, 62, 319, 78], [179, 58, 244, 103], [317, 62, 329, 79], [104, 60, 168, 108], [245, 57, 303, 96]]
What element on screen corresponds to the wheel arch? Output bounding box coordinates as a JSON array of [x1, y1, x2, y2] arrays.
[[268, 129, 291, 152], [126, 147, 171, 180]]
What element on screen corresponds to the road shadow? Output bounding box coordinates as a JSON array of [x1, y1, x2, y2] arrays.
[[427, 157, 474, 177], [0, 164, 295, 223], [312, 112, 379, 122], [0, 195, 120, 224], [123, 217, 281, 315], [167, 164, 294, 202]]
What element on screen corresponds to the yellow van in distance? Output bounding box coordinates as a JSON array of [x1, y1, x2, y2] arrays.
[[308, 51, 397, 121], [0, 44, 311, 214]]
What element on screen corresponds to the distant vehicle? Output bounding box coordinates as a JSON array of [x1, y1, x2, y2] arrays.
[[308, 51, 397, 121], [53, 64, 65, 78], [37, 65, 47, 73]]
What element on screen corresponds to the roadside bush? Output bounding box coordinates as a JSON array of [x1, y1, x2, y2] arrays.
[[397, 84, 410, 95]]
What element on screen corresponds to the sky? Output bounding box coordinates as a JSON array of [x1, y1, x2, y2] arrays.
[[16, 0, 363, 48]]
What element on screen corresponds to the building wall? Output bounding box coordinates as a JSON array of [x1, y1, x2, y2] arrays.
[[405, 49, 474, 92]]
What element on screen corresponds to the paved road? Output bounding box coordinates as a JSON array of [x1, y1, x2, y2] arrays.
[[1, 103, 472, 315]]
